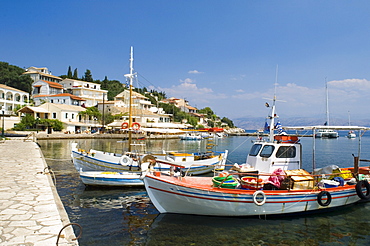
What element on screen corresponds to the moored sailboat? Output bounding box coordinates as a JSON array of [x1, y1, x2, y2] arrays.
[[315, 80, 339, 138], [72, 47, 228, 186]]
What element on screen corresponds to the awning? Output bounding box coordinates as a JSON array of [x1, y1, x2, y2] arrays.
[[140, 127, 185, 134]]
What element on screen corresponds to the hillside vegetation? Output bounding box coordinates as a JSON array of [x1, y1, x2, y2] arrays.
[[0, 62, 234, 128]]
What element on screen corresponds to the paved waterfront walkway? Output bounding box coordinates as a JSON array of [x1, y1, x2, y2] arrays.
[[0, 140, 78, 246]]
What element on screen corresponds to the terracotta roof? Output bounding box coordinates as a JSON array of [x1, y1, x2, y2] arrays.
[[186, 105, 197, 110], [33, 93, 85, 101], [50, 93, 85, 101], [191, 113, 204, 117], [33, 94, 49, 98], [23, 71, 62, 80], [44, 81, 63, 89], [0, 84, 28, 93]]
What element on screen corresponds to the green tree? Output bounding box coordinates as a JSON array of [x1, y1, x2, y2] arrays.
[[103, 113, 115, 125], [198, 107, 214, 118], [187, 116, 198, 127], [100, 76, 125, 100], [67, 66, 72, 78], [207, 120, 215, 128], [83, 69, 93, 82], [13, 114, 35, 130], [221, 117, 234, 128], [39, 119, 64, 131], [79, 107, 102, 123], [0, 62, 33, 93], [73, 68, 78, 79]]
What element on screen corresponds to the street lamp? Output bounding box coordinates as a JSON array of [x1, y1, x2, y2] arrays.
[[1, 106, 5, 138]]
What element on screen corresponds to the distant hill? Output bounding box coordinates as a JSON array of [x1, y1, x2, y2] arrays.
[[232, 117, 370, 130]]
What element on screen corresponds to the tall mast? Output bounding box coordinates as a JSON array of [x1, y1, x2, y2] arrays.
[[325, 78, 330, 126], [125, 46, 135, 152]]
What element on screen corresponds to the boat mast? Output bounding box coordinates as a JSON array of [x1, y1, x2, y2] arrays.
[[268, 66, 278, 142], [325, 78, 330, 126], [125, 46, 135, 152]]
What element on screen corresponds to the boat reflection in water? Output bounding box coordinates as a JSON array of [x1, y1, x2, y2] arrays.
[[38, 137, 370, 245], [146, 204, 370, 245], [70, 187, 158, 245]]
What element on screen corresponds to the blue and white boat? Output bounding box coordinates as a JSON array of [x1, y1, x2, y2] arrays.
[[78, 171, 145, 187]]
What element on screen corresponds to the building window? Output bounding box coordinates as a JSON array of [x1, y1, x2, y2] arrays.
[[53, 113, 56, 119], [65, 113, 68, 119]]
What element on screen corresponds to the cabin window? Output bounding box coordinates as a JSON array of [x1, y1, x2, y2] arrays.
[[260, 145, 275, 158], [249, 144, 262, 156], [276, 146, 296, 158]]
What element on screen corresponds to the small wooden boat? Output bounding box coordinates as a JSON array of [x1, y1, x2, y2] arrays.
[[79, 171, 144, 187]]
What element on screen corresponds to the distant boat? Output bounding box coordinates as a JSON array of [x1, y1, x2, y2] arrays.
[[315, 80, 338, 138], [315, 129, 339, 138], [347, 130, 356, 139], [347, 111, 356, 139]]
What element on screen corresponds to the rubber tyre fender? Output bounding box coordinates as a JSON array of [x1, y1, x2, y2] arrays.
[[356, 180, 370, 200], [317, 191, 332, 206]]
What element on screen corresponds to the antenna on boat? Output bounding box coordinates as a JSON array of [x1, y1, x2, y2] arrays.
[[269, 65, 279, 142], [263, 65, 285, 142]]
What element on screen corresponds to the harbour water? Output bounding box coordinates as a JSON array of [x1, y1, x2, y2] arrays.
[[38, 133, 370, 245]]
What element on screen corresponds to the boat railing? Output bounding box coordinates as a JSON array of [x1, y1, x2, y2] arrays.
[[222, 169, 362, 191]]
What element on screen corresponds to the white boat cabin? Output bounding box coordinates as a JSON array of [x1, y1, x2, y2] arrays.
[[246, 135, 302, 173]]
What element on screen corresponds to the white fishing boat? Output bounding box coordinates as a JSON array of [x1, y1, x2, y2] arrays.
[[73, 47, 228, 184], [315, 129, 339, 138], [72, 143, 227, 174], [144, 93, 370, 217], [348, 130, 356, 139]]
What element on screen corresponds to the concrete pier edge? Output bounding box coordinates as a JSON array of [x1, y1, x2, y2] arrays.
[[36, 141, 79, 244]]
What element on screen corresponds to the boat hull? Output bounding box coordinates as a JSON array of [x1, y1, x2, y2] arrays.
[[144, 174, 363, 217], [71, 145, 227, 175], [79, 171, 144, 186]]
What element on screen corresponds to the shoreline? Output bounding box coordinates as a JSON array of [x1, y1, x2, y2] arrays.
[[3, 131, 313, 140]]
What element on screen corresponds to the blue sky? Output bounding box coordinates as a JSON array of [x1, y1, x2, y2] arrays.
[[2, 1, 370, 122]]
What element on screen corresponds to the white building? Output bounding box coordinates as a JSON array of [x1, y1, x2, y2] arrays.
[[33, 93, 85, 106], [0, 84, 30, 130], [18, 103, 94, 133], [0, 84, 29, 114], [114, 90, 152, 110], [23, 67, 62, 84], [25, 66, 65, 106], [60, 78, 108, 107]]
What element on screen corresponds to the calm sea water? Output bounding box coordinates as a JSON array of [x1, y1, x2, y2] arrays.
[[38, 132, 370, 246]]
